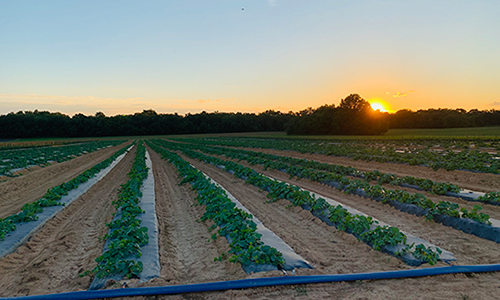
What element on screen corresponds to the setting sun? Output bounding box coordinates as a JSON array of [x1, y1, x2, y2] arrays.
[[369, 99, 390, 112]]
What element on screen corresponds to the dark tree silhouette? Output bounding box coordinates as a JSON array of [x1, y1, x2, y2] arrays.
[[286, 94, 389, 135]]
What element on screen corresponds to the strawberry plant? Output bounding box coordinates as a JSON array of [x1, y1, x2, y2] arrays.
[[0, 140, 126, 177], [170, 138, 490, 225], [148, 141, 285, 268], [190, 136, 500, 174], [411, 244, 442, 265], [459, 205, 491, 224], [360, 226, 407, 251], [167, 139, 471, 198], [477, 192, 500, 204], [0, 143, 132, 240], [83, 141, 149, 279], [152, 140, 443, 266]]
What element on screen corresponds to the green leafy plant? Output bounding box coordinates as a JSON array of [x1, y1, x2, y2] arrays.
[[151, 139, 445, 266], [411, 244, 442, 265], [148, 141, 285, 268], [83, 141, 149, 279], [0, 143, 132, 240]]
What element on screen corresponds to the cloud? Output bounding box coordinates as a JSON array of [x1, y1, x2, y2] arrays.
[[267, 0, 277, 6], [0, 93, 237, 116], [488, 101, 500, 107], [197, 99, 224, 104], [393, 90, 415, 98]]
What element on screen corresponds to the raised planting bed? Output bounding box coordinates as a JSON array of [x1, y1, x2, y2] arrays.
[[148, 141, 287, 272], [151, 140, 445, 266], [199, 169, 313, 272], [0, 144, 134, 257], [88, 143, 160, 290]]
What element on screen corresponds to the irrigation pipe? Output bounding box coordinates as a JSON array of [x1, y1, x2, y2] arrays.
[[3, 264, 500, 300]]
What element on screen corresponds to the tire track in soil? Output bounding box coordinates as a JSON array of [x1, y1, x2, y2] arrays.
[[0, 146, 136, 297], [147, 147, 246, 286], [224, 156, 500, 266], [180, 153, 411, 276], [0, 141, 132, 219]]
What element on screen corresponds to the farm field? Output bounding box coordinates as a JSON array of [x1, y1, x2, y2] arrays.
[[0, 141, 132, 219], [0, 135, 499, 299]]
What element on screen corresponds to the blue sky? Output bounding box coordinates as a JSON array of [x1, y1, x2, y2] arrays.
[[1, 1, 499, 115]]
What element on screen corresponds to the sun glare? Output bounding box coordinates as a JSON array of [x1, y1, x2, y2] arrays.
[[369, 99, 389, 112]]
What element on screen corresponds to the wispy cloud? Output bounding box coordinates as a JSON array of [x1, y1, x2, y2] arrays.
[[267, 0, 277, 7], [0, 93, 237, 116], [393, 90, 415, 98], [488, 101, 500, 107], [197, 98, 225, 104]]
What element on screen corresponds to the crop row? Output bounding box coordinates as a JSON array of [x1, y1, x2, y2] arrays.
[[152, 140, 442, 266], [160, 140, 491, 225], [158, 139, 500, 244], [0, 140, 126, 176], [0, 143, 132, 240], [0, 140, 86, 150], [147, 141, 285, 268], [83, 142, 149, 279], [176, 137, 500, 174], [172, 141, 500, 205], [173, 142, 461, 194]]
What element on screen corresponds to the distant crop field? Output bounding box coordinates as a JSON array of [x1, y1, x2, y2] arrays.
[[279, 126, 500, 140], [1, 132, 500, 298]]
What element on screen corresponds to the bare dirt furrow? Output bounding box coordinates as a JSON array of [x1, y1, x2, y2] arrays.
[[0, 141, 131, 219], [146, 147, 246, 286], [206, 149, 500, 222], [233, 146, 500, 192], [224, 157, 500, 266], [180, 153, 412, 275], [0, 145, 136, 297]]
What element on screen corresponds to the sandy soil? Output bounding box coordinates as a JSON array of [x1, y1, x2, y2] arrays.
[[0, 146, 136, 297], [238, 163, 500, 265], [123, 150, 500, 300], [181, 154, 409, 274], [198, 147, 500, 221], [234, 147, 500, 193], [144, 146, 247, 287], [0, 141, 131, 219], [2, 143, 500, 299]]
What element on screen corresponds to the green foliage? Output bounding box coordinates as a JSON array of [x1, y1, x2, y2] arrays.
[[411, 244, 442, 265], [171, 138, 490, 224], [459, 205, 491, 225], [328, 205, 374, 235], [477, 192, 500, 204], [84, 141, 149, 279], [152, 139, 444, 265], [148, 140, 285, 268], [183, 136, 500, 174], [168, 139, 476, 204], [0, 143, 132, 240], [0, 140, 126, 177], [359, 226, 407, 251]]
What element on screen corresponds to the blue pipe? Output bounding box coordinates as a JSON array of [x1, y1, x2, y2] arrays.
[[3, 264, 500, 300]]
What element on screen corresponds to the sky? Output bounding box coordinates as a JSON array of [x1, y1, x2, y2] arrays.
[[1, 0, 499, 116]]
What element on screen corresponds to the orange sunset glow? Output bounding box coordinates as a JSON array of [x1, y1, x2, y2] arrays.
[[369, 99, 390, 113], [0, 2, 498, 116]]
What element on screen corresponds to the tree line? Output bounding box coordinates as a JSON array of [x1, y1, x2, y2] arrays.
[[0, 109, 292, 138], [388, 108, 500, 129], [285, 94, 389, 135], [0, 94, 499, 138]]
